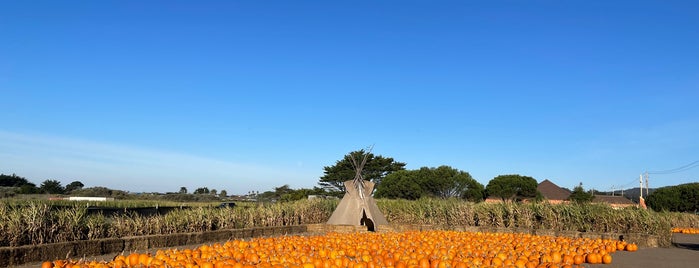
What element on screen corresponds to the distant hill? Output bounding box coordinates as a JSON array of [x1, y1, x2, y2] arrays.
[[622, 187, 656, 203]]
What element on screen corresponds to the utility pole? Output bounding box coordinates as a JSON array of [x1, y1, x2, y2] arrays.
[[645, 172, 649, 197], [639, 174, 643, 199]]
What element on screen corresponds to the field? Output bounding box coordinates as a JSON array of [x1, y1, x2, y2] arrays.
[[2, 198, 699, 267], [2, 198, 698, 248]]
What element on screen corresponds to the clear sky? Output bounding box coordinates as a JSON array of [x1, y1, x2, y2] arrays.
[[1, 1, 697, 195]]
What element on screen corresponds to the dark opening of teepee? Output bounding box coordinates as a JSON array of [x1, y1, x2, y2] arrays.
[[326, 147, 389, 231]]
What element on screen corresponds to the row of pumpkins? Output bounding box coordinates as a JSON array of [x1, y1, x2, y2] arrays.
[[42, 230, 639, 268]]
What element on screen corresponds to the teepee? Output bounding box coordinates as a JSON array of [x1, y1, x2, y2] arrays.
[[326, 148, 389, 230]]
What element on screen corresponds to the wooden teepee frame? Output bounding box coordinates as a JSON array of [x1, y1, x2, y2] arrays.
[[326, 146, 389, 229]]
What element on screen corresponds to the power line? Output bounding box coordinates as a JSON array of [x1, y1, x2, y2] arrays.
[[647, 160, 699, 175], [619, 178, 638, 188]]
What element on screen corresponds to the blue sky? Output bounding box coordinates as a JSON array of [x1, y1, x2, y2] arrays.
[[1, 1, 697, 195]]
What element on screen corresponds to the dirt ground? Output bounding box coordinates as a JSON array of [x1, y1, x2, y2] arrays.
[[12, 234, 699, 268], [587, 233, 698, 268]]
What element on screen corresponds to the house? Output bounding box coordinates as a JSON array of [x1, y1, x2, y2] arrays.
[[537, 179, 571, 204], [592, 195, 636, 209]]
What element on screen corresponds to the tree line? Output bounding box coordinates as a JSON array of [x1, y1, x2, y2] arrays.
[[318, 150, 540, 202], [3, 149, 696, 213], [0, 173, 85, 196], [316, 150, 698, 213]]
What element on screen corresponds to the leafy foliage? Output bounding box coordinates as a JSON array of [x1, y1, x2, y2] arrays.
[[485, 174, 538, 201], [375, 166, 484, 201], [568, 183, 594, 203], [374, 170, 423, 200], [646, 183, 699, 212], [0, 173, 32, 187], [193, 187, 210, 194], [257, 185, 329, 202], [71, 187, 127, 198], [318, 150, 406, 194], [65, 181, 84, 193], [39, 179, 65, 194]]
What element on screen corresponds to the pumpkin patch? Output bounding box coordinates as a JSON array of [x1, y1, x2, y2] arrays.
[[671, 227, 699, 234], [41, 230, 636, 268]]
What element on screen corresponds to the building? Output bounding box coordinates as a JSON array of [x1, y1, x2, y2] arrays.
[[67, 196, 114, 201], [537, 179, 571, 204], [592, 195, 636, 209]]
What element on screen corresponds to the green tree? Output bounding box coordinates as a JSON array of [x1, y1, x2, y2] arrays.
[[193, 187, 210, 194], [256, 191, 277, 202], [485, 174, 538, 202], [646, 183, 699, 212], [273, 184, 294, 199], [39, 179, 65, 194], [461, 176, 486, 202], [280, 187, 328, 202], [219, 189, 228, 197], [318, 150, 406, 194], [179, 187, 188, 194], [18, 183, 39, 194], [417, 166, 484, 201], [0, 173, 31, 187], [65, 181, 84, 193], [568, 182, 593, 203], [72, 186, 127, 197], [254, 185, 327, 202], [375, 166, 485, 201], [374, 170, 424, 200]]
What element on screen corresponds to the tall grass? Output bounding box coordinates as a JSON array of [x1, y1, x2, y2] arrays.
[[1, 198, 697, 247], [378, 198, 695, 236], [0, 199, 336, 247]]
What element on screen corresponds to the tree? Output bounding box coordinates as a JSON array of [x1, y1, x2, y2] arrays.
[[646, 183, 699, 212], [461, 176, 486, 202], [179, 187, 188, 194], [193, 187, 210, 194], [39, 179, 65, 194], [418, 166, 484, 201], [318, 149, 406, 194], [274, 185, 294, 197], [18, 183, 39, 194], [375, 166, 485, 201], [254, 185, 327, 202], [0, 173, 32, 187], [280, 187, 328, 202], [65, 181, 85, 193], [485, 174, 538, 202], [256, 191, 277, 202], [71, 186, 127, 197], [374, 170, 424, 200], [210, 189, 217, 196], [568, 182, 593, 203], [219, 189, 228, 197]]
